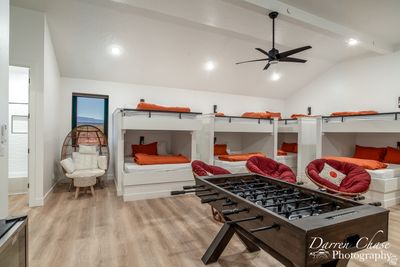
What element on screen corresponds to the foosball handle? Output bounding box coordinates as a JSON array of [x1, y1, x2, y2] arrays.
[[353, 195, 365, 201], [368, 202, 382, 207], [171, 190, 186, 195], [296, 182, 304, 185], [221, 208, 248, 216], [183, 185, 204, 190]]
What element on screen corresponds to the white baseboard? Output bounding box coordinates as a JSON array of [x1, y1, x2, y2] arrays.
[[44, 182, 57, 204]]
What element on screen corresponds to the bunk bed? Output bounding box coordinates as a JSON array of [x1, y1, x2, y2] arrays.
[[113, 108, 202, 201], [318, 112, 400, 207], [276, 117, 318, 182], [207, 115, 277, 173]]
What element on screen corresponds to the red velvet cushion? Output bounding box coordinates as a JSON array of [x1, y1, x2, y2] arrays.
[[191, 160, 231, 176], [306, 159, 371, 194], [383, 147, 400, 164], [353, 145, 386, 162], [246, 156, 296, 183], [131, 142, 158, 156]]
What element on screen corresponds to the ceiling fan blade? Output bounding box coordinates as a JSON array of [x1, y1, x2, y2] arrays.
[[279, 57, 307, 63], [255, 48, 270, 56], [263, 63, 270, 70], [236, 58, 268, 65], [277, 45, 312, 59]]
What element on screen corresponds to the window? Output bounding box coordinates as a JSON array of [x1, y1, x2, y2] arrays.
[[72, 93, 109, 136]]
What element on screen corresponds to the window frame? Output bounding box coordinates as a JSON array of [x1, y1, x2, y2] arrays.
[[71, 93, 109, 137]]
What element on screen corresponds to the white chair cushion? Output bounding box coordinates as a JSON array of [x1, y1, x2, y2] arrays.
[[320, 163, 346, 186], [60, 158, 75, 174], [79, 145, 97, 154], [65, 169, 105, 179], [73, 152, 98, 170], [98, 156, 108, 170]]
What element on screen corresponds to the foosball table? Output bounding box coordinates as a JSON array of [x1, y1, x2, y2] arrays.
[[172, 173, 389, 267]]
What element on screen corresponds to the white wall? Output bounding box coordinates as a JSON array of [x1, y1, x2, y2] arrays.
[[285, 51, 400, 117], [10, 6, 45, 206], [60, 77, 285, 176], [43, 18, 61, 195], [0, 0, 10, 218], [10, 6, 61, 205]]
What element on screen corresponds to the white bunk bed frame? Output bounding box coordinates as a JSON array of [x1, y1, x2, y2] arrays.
[[318, 112, 400, 207], [201, 115, 277, 173], [113, 108, 202, 201], [277, 117, 318, 182]]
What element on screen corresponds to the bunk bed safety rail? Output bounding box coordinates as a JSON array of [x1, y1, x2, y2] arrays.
[[322, 112, 400, 123], [120, 109, 202, 119]]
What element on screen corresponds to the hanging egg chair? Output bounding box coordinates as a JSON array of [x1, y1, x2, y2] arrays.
[[60, 125, 110, 189]]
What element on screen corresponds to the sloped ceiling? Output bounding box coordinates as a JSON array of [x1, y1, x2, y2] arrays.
[[11, 0, 397, 98]]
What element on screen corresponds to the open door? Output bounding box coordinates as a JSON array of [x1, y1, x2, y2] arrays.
[[8, 66, 30, 207]]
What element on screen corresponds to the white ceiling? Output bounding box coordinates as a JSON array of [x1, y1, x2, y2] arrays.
[[279, 0, 400, 47], [11, 0, 398, 98]]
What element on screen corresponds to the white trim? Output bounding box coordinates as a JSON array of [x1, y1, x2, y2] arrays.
[[43, 181, 57, 203], [8, 192, 27, 196]]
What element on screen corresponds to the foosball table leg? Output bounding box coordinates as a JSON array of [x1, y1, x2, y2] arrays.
[[235, 227, 260, 253], [201, 222, 260, 264], [201, 223, 235, 264]]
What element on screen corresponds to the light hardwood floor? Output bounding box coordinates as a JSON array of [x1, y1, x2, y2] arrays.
[[8, 183, 400, 267]]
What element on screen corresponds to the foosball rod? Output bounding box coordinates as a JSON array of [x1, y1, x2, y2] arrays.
[[201, 196, 227, 204], [263, 196, 315, 208], [221, 207, 249, 216], [250, 223, 280, 233], [183, 185, 205, 190], [197, 192, 219, 198], [227, 215, 263, 225], [171, 188, 211, 195]]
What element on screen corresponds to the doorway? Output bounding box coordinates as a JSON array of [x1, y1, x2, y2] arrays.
[[8, 66, 30, 207]]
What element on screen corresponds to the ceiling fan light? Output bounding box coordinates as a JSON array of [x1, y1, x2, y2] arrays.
[[271, 72, 281, 81], [347, 38, 359, 46]]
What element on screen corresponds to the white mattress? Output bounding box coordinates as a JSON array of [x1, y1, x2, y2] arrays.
[[275, 152, 297, 160], [214, 159, 246, 167], [367, 164, 400, 180], [124, 157, 191, 173]]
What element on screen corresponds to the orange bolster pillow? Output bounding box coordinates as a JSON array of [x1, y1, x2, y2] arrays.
[[137, 102, 191, 113], [324, 156, 387, 170], [134, 153, 190, 165], [241, 112, 271, 119]]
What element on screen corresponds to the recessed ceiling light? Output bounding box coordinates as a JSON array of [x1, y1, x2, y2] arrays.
[[271, 72, 281, 81], [204, 61, 216, 71], [347, 38, 359, 46], [110, 45, 123, 56]]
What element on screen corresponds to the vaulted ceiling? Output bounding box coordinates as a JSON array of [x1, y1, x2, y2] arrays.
[[11, 0, 400, 98]]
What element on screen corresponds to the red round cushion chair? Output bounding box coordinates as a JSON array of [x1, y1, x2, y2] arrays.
[[306, 159, 371, 196], [246, 156, 297, 183], [191, 160, 231, 177]]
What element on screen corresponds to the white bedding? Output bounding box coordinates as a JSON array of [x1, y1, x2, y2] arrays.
[[214, 159, 247, 167], [275, 152, 297, 160], [124, 157, 191, 173], [367, 164, 400, 180]]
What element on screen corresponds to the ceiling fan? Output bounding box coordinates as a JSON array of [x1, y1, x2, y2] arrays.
[[236, 11, 312, 70]]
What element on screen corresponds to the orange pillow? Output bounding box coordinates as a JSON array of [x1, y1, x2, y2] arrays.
[[353, 145, 386, 162], [281, 142, 298, 153], [214, 144, 228, 156], [131, 142, 158, 156], [383, 147, 400, 164]]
